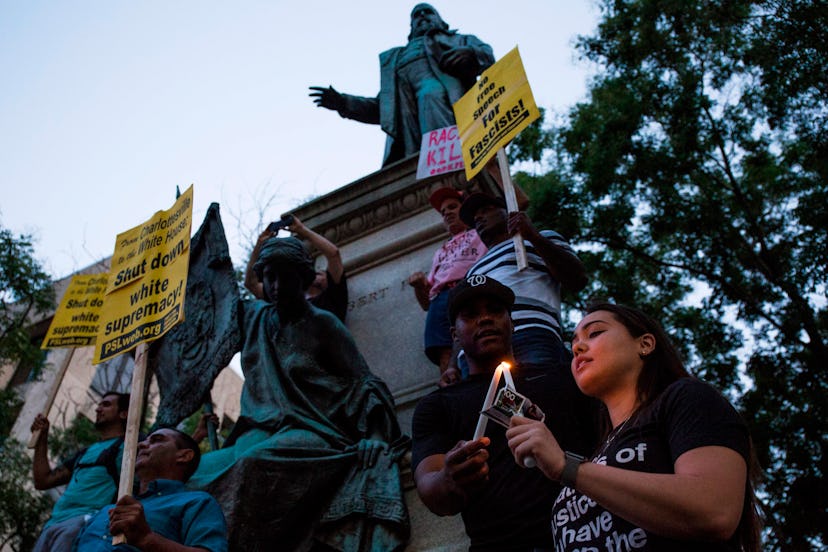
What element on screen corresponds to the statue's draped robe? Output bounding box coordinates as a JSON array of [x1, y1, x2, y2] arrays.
[[188, 300, 409, 551], [337, 30, 494, 165]]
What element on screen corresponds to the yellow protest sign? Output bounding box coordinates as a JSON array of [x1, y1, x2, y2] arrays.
[[453, 46, 540, 180], [41, 274, 108, 349], [93, 185, 193, 364]]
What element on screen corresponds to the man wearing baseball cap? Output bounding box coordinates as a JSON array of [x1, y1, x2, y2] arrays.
[[408, 187, 487, 384], [412, 275, 596, 551], [459, 191, 587, 379]]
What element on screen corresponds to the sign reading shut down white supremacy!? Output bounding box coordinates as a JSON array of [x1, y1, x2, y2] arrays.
[[93, 186, 192, 364]]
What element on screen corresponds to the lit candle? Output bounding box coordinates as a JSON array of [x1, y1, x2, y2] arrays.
[[472, 362, 511, 440]]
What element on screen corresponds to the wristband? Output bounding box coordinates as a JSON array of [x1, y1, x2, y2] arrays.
[[560, 451, 586, 488]]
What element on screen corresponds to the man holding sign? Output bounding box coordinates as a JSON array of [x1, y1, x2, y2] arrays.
[[412, 276, 596, 551], [459, 192, 588, 378], [73, 428, 227, 551], [31, 392, 130, 552]]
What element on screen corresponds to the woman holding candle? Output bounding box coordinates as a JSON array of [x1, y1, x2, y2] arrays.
[[506, 303, 762, 551]]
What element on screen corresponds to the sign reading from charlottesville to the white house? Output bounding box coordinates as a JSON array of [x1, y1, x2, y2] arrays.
[[93, 185, 193, 364]]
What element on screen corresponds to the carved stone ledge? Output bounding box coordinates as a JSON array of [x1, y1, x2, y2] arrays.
[[291, 154, 499, 248]]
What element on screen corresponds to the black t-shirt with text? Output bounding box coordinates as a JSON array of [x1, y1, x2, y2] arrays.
[[413, 367, 598, 552], [551, 378, 750, 552]]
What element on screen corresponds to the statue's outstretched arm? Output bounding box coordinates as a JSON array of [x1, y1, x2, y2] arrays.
[[309, 85, 346, 111], [309, 85, 380, 125]]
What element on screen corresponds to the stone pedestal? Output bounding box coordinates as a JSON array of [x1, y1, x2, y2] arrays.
[[291, 154, 499, 551]]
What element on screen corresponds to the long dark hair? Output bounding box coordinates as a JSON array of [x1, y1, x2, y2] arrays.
[[585, 303, 688, 411], [584, 303, 762, 551]]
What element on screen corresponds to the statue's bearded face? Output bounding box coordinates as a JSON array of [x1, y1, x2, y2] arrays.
[[410, 4, 445, 37]]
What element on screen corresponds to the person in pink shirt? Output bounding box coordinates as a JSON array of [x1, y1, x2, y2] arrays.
[[409, 187, 487, 385]]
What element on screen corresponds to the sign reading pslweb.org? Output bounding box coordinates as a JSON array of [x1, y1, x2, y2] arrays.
[[92, 185, 193, 364]]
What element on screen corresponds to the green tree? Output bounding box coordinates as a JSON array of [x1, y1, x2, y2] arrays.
[[0, 227, 56, 549], [0, 390, 52, 551], [0, 226, 55, 377], [518, 0, 826, 548]]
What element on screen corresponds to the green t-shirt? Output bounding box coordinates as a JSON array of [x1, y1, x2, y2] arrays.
[[46, 437, 123, 527]]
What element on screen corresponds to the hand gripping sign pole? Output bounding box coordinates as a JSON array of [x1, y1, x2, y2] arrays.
[[204, 396, 219, 452]]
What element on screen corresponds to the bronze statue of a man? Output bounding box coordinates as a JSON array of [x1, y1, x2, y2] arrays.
[[310, 4, 494, 165]]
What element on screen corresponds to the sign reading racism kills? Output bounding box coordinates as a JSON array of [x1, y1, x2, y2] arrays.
[[41, 274, 108, 349], [453, 47, 540, 180], [416, 125, 464, 180], [93, 185, 193, 364]]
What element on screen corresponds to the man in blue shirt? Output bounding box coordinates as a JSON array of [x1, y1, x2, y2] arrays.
[[32, 391, 130, 552], [74, 428, 227, 552]]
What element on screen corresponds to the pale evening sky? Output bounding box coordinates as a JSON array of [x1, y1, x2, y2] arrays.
[[1, 1, 600, 281]]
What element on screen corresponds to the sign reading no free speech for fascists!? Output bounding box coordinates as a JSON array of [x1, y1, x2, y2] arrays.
[[453, 46, 540, 180], [93, 185, 193, 364], [41, 274, 108, 349]]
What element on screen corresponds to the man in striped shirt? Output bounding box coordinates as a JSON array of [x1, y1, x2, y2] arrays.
[[458, 192, 588, 376]]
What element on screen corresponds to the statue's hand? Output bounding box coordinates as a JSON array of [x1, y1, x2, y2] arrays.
[[439, 47, 478, 76], [309, 85, 345, 111], [355, 438, 389, 469]]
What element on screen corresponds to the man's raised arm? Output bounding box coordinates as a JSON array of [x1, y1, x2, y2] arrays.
[[243, 229, 275, 300], [507, 212, 588, 292], [288, 216, 343, 284], [31, 413, 72, 490]]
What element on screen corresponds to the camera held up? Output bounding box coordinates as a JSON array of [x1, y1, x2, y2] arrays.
[[267, 214, 295, 233]]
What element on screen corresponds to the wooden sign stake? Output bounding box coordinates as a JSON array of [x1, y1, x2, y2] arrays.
[[27, 349, 75, 448], [496, 148, 528, 270], [111, 342, 148, 545]]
